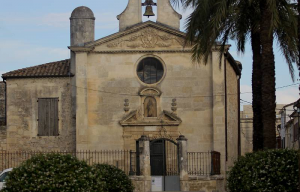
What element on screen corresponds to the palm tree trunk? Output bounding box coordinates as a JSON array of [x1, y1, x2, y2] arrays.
[[297, 1, 300, 191], [251, 28, 264, 151], [260, 0, 276, 149], [298, 0, 300, 70]]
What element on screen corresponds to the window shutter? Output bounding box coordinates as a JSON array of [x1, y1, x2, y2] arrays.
[[52, 98, 59, 136], [38, 99, 48, 136], [38, 98, 58, 136]]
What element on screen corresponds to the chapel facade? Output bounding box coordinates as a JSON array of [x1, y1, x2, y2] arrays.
[[1, 0, 242, 191]]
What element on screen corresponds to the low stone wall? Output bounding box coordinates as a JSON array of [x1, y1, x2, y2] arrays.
[[130, 176, 147, 192], [130, 175, 225, 192], [188, 176, 225, 192]]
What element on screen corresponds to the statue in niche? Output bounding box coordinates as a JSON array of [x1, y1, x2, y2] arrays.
[[144, 97, 157, 117]]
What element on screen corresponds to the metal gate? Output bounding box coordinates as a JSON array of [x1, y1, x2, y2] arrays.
[[150, 138, 180, 191]]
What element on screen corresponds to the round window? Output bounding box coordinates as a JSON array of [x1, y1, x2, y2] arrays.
[[137, 57, 164, 84]]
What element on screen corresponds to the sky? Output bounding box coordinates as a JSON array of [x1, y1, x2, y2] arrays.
[[0, 0, 299, 109]]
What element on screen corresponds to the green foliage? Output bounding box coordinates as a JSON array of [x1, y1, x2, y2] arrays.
[[91, 164, 134, 192], [2, 153, 103, 192], [227, 150, 299, 192]]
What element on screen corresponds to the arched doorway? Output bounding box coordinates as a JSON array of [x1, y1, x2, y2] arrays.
[[150, 138, 180, 191]]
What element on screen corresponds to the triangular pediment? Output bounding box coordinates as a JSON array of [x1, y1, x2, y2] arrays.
[[120, 110, 182, 126], [85, 21, 191, 52]]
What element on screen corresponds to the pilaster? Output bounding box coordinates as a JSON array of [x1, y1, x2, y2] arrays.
[[211, 50, 226, 176], [74, 52, 89, 151], [138, 135, 151, 192], [177, 135, 189, 191]]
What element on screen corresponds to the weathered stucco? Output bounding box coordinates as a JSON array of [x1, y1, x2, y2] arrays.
[[6, 78, 75, 151]]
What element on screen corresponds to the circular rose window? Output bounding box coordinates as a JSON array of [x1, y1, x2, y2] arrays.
[[137, 57, 164, 84]]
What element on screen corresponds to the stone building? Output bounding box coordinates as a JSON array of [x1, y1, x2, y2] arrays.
[[240, 104, 285, 155], [279, 100, 300, 150], [1, 0, 242, 191]]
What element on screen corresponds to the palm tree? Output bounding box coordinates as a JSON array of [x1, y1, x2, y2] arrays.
[[171, 0, 298, 150]]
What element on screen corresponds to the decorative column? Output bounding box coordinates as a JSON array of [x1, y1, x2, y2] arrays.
[[138, 135, 151, 192], [177, 135, 189, 191]]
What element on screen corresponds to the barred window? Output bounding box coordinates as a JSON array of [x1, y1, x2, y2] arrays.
[[38, 98, 59, 136]]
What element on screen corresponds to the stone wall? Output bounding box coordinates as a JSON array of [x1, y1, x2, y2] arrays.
[[0, 125, 6, 150], [0, 82, 5, 124], [0, 82, 6, 150], [6, 78, 75, 151], [130, 176, 225, 192], [130, 176, 146, 192], [188, 179, 221, 192], [240, 105, 253, 155], [76, 50, 214, 152], [226, 61, 239, 167]]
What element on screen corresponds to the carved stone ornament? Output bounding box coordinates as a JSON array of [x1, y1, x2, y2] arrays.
[[107, 28, 184, 49], [124, 99, 130, 112], [139, 88, 162, 96], [120, 110, 182, 126], [171, 98, 177, 112]]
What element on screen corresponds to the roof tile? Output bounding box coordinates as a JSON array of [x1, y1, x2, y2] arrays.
[[2, 59, 72, 79]]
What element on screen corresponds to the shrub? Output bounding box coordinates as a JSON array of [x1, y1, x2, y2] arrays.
[[91, 164, 134, 192], [2, 153, 104, 192], [227, 149, 299, 192]]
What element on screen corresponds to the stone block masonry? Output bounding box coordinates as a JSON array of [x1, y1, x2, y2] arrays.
[[0, 82, 5, 124], [0, 82, 6, 151]]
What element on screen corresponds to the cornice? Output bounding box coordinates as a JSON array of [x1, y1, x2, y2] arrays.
[[68, 46, 94, 52], [90, 50, 192, 54]]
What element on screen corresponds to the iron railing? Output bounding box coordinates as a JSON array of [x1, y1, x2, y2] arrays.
[[0, 150, 220, 176], [187, 151, 221, 176], [0, 150, 134, 175]]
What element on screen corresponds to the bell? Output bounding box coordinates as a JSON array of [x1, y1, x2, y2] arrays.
[[144, 5, 155, 18], [142, 0, 156, 6]]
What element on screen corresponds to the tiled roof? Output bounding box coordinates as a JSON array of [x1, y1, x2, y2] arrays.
[[2, 59, 72, 79]]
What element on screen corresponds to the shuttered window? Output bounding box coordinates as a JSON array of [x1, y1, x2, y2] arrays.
[[38, 98, 59, 136]]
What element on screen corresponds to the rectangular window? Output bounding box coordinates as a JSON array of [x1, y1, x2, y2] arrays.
[[38, 98, 59, 136]]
